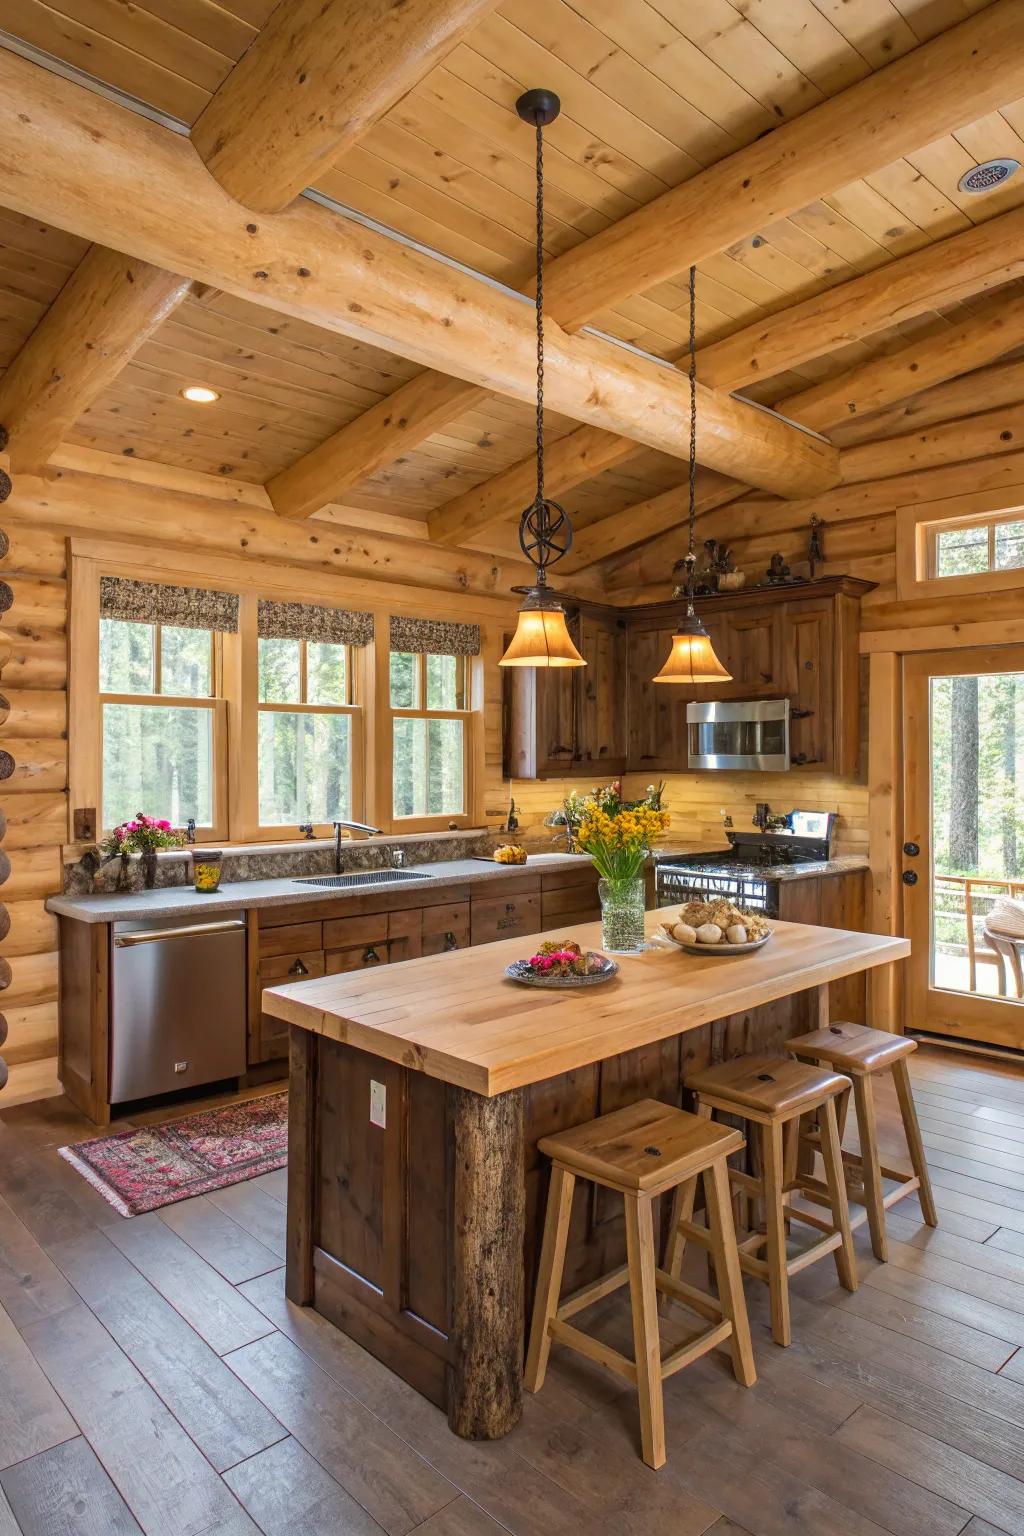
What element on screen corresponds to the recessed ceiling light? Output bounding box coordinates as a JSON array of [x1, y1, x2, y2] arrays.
[[958, 159, 1020, 194], [180, 384, 220, 403]]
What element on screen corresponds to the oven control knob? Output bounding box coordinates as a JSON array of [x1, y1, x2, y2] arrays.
[[902, 841, 920, 858], [901, 870, 918, 886]]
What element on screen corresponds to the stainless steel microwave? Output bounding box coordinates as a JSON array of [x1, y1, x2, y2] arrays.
[[686, 699, 790, 772]]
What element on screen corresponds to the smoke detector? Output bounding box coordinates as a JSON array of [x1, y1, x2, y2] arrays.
[[958, 159, 1020, 194]]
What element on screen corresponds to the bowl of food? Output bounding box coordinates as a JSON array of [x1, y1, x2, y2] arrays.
[[506, 938, 618, 988], [656, 899, 772, 955]]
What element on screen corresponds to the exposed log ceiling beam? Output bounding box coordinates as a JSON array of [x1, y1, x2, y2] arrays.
[[0, 246, 191, 475], [429, 202, 1024, 550], [191, 0, 499, 214], [0, 49, 839, 502], [558, 288, 1024, 575], [535, 0, 1024, 331], [273, 0, 1024, 524]]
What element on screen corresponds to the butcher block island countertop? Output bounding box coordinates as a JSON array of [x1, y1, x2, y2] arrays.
[[263, 912, 908, 1096], [274, 912, 909, 1446]]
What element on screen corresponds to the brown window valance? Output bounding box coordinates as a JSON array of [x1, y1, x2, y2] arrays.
[[100, 577, 239, 633], [389, 615, 480, 658], [258, 599, 374, 647]]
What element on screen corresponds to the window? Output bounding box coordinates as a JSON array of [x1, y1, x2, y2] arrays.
[[257, 636, 358, 828], [99, 618, 225, 834], [390, 651, 470, 822], [931, 514, 1024, 579]]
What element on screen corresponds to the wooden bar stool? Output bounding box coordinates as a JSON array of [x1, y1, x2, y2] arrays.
[[786, 1022, 938, 1262], [670, 1056, 857, 1349], [525, 1098, 756, 1470]]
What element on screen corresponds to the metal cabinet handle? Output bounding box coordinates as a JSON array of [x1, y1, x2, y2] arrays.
[[114, 919, 245, 947], [288, 957, 309, 976], [505, 902, 516, 913], [363, 945, 382, 964], [443, 931, 459, 951]]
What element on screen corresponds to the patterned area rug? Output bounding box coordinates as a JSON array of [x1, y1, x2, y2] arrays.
[[59, 1093, 288, 1217]]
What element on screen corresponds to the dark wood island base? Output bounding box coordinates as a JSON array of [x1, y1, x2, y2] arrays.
[[277, 917, 906, 1441]]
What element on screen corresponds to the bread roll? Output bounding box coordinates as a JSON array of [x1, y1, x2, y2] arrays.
[[671, 921, 697, 945], [695, 923, 723, 944], [726, 924, 748, 945]]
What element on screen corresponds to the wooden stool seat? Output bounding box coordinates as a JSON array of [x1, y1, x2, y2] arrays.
[[527, 1099, 755, 1471], [686, 1054, 849, 1117], [787, 1021, 937, 1262], [538, 1098, 744, 1191], [786, 1021, 915, 1074], [670, 1055, 858, 1350]]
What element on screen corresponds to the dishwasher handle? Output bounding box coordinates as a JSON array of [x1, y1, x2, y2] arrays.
[[114, 919, 246, 947]]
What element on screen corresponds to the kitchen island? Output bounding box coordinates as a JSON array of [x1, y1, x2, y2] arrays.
[[264, 911, 908, 1441]]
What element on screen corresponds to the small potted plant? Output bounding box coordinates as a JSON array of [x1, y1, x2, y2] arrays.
[[575, 787, 670, 953], [102, 812, 185, 889]]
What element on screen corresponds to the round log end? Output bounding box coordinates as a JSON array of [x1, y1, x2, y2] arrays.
[[0, 1014, 7, 1049], [0, 470, 10, 505], [0, 527, 8, 558], [0, 582, 11, 615], [0, 957, 11, 992], [0, 1057, 7, 1093], [0, 850, 10, 887], [0, 906, 9, 944], [0, 424, 8, 451], [0, 750, 13, 781]]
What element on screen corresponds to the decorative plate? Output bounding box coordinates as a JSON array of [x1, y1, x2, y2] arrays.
[[505, 955, 619, 988], [663, 930, 772, 957]]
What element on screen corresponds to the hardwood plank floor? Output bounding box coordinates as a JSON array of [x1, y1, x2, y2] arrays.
[[2, 1045, 1024, 1533]]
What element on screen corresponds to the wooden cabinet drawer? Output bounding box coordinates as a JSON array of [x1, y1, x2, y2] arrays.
[[422, 902, 471, 955], [470, 892, 542, 947], [323, 913, 389, 950], [258, 949, 326, 984], [258, 920, 323, 956], [326, 941, 390, 974]]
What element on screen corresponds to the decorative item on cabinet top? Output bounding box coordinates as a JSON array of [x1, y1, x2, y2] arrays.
[[503, 576, 874, 782]]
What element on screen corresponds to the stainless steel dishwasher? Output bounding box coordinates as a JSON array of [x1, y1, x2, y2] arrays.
[[110, 911, 247, 1102]]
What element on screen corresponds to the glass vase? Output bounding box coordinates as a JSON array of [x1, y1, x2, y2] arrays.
[[598, 876, 646, 954]]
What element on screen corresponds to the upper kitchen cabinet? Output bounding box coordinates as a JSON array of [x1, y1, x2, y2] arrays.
[[624, 577, 872, 778], [503, 603, 628, 779]]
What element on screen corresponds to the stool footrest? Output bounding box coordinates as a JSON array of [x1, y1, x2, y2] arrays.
[[547, 1318, 637, 1384], [557, 1265, 630, 1322], [661, 1321, 733, 1380], [654, 1268, 723, 1324]]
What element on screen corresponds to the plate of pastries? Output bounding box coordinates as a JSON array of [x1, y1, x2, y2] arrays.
[[656, 899, 772, 955]]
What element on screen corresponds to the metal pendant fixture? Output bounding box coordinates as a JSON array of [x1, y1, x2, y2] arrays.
[[652, 265, 732, 685], [499, 89, 585, 670]]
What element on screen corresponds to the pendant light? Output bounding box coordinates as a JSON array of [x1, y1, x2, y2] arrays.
[[499, 89, 585, 670], [652, 266, 732, 685]]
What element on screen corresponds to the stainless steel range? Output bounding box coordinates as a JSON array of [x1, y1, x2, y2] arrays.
[[656, 807, 836, 919]]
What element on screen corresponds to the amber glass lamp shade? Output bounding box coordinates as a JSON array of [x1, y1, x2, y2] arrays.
[[499, 596, 585, 667], [652, 614, 731, 684]]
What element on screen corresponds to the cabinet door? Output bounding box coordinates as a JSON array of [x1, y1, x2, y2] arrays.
[[422, 902, 471, 955], [725, 610, 782, 696], [256, 949, 326, 1063], [502, 659, 577, 779], [626, 626, 689, 772], [576, 614, 627, 773], [784, 601, 834, 769]]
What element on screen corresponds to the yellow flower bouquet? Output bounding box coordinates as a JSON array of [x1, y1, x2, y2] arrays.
[[576, 802, 671, 883]]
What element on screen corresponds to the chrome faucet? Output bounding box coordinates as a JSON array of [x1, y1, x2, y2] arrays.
[[333, 818, 381, 873]]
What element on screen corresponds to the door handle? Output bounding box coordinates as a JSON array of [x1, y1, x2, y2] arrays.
[[903, 841, 920, 857], [902, 870, 919, 886]]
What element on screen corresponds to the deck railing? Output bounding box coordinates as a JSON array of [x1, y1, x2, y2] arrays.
[[933, 874, 1024, 992]]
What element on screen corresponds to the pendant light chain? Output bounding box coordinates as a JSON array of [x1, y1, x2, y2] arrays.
[[685, 261, 698, 611], [534, 118, 546, 522]]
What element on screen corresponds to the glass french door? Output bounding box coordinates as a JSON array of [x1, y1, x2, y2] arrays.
[[903, 646, 1024, 1049]]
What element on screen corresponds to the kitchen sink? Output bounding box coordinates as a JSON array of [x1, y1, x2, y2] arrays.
[[292, 869, 432, 889]]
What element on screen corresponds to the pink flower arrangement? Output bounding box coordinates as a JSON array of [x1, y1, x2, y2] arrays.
[[102, 811, 185, 857]]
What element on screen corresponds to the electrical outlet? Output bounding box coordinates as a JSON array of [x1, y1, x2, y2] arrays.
[[370, 1079, 386, 1129]]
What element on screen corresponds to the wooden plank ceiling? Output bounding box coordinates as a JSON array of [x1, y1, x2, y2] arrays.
[[1, 0, 1024, 566]]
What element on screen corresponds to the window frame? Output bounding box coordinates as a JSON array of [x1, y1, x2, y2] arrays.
[[254, 631, 365, 838], [897, 493, 1024, 605], [68, 542, 489, 853], [384, 649, 475, 833], [97, 617, 229, 841], [928, 513, 1024, 580]]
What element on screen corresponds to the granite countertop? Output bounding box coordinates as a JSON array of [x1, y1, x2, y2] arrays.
[[45, 852, 593, 924]]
